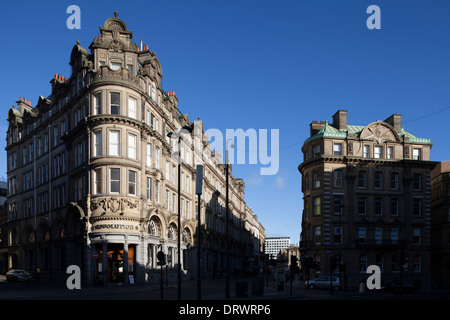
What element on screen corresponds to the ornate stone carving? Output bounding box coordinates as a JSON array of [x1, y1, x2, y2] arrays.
[[404, 145, 410, 159], [91, 197, 140, 214], [108, 40, 125, 52], [360, 122, 398, 143]]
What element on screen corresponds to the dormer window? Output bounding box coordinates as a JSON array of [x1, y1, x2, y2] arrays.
[[374, 146, 383, 159], [110, 62, 122, 71], [127, 65, 134, 75]]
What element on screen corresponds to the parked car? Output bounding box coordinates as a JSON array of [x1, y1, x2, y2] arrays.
[[6, 269, 32, 282], [305, 276, 340, 290]]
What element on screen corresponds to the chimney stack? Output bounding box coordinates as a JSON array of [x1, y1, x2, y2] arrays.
[[332, 110, 348, 131], [310, 121, 327, 136], [384, 113, 402, 133]]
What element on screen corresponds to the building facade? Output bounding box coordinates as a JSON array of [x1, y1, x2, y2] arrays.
[[298, 110, 437, 290], [264, 237, 290, 259], [431, 161, 450, 288], [4, 12, 265, 285]]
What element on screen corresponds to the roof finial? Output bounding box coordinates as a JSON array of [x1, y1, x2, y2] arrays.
[[114, 11, 118, 17]]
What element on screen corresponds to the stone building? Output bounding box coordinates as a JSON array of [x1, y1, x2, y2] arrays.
[[4, 12, 265, 285], [298, 110, 437, 290], [431, 161, 450, 288]]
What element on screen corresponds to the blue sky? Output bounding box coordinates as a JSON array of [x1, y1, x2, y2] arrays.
[[1, 0, 450, 245]]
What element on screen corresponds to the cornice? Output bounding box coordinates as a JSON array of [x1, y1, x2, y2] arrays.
[[299, 156, 439, 172]]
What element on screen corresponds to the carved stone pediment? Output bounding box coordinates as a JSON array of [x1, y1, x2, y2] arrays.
[[360, 122, 399, 143], [108, 39, 125, 52], [91, 196, 140, 215]]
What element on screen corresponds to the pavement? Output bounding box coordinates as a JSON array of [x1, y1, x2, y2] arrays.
[[3, 274, 450, 319]]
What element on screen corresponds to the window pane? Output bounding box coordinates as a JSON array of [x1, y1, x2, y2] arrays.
[[374, 172, 383, 189], [413, 148, 421, 160], [358, 198, 366, 215], [111, 62, 122, 71], [363, 145, 369, 158], [155, 147, 160, 169], [375, 198, 383, 215], [146, 144, 152, 166], [358, 171, 367, 188], [374, 146, 382, 158], [333, 143, 342, 156], [375, 227, 383, 244], [391, 198, 399, 215], [129, 170, 136, 195], [333, 169, 342, 187], [95, 93, 102, 115], [387, 147, 393, 159], [358, 227, 366, 244], [110, 168, 120, 193], [94, 169, 102, 194], [128, 134, 136, 159], [109, 131, 120, 156], [110, 93, 120, 114], [94, 132, 101, 156], [128, 97, 137, 119], [314, 197, 321, 215], [390, 172, 399, 189], [391, 228, 399, 244]]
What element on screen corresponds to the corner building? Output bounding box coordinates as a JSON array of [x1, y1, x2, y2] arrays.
[[431, 161, 450, 288], [298, 110, 437, 290], [5, 13, 265, 285]]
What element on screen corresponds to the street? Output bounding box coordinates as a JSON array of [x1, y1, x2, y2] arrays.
[[1, 274, 450, 301]]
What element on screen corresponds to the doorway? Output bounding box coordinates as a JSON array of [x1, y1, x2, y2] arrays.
[[95, 243, 136, 284]]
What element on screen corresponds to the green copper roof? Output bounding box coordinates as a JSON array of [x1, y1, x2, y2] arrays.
[[304, 123, 431, 146], [347, 125, 365, 134], [304, 122, 347, 144], [400, 129, 431, 143]]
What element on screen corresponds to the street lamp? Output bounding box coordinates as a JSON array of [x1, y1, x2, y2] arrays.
[[167, 124, 193, 300], [225, 139, 234, 299]]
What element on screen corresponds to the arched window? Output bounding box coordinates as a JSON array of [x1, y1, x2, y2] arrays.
[[26, 229, 35, 243], [57, 226, 65, 239]]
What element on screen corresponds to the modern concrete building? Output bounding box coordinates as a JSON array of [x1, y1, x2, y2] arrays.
[[3, 12, 265, 285], [431, 161, 450, 288], [265, 237, 290, 259], [298, 110, 437, 290]]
